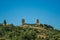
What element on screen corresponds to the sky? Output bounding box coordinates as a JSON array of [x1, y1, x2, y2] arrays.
[[0, 0, 60, 30]]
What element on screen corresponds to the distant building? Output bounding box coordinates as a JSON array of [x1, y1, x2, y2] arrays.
[[21, 19, 40, 27], [21, 19, 25, 25], [35, 19, 40, 27]]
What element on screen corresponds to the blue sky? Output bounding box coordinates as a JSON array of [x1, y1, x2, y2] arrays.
[[0, 0, 60, 30]]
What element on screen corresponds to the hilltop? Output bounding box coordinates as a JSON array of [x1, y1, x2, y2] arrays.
[[0, 19, 60, 40]]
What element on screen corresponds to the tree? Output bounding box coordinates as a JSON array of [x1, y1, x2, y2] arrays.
[[4, 20, 7, 25]]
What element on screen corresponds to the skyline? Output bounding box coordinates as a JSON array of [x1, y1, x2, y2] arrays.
[[0, 0, 60, 30]]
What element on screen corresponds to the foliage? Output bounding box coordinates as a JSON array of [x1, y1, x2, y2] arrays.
[[0, 23, 60, 40], [4, 20, 7, 25]]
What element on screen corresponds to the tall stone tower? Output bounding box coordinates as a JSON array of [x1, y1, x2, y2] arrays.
[[35, 19, 40, 26], [21, 19, 25, 25]]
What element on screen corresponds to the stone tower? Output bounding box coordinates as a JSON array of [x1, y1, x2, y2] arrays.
[[21, 19, 25, 25], [35, 19, 40, 26]]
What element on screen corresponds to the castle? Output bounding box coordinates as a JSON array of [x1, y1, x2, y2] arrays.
[[21, 19, 40, 27]]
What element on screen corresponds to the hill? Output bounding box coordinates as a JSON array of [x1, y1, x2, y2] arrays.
[[0, 23, 60, 40]]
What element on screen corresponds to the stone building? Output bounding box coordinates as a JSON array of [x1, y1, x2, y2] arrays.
[[21, 19, 40, 27], [35, 19, 40, 27], [21, 19, 25, 25]]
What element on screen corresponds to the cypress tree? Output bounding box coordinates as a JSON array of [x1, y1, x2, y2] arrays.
[[4, 20, 7, 25]]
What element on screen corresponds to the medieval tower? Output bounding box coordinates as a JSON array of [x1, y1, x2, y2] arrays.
[[35, 19, 40, 26], [21, 19, 25, 25]]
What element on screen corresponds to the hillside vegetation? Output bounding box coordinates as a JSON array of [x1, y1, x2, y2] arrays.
[[0, 23, 60, 40]]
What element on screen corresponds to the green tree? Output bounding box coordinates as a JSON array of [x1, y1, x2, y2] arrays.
[[4, 20, 7, 25]]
